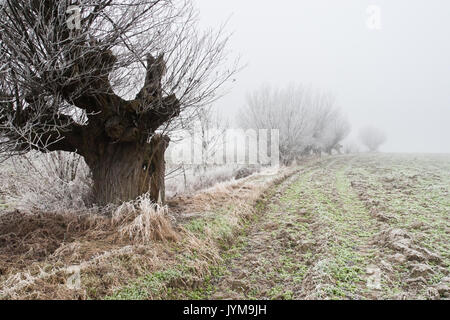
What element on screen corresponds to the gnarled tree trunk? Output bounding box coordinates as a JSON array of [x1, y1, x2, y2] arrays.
[[3, 49, 180, 206], [84, 134, 169, 205], [59, 52, 180, 206]]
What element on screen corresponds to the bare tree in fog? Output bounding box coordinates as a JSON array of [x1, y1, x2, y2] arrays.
[[238, 85, 312, 165], [359, 126, 387, 152], [190, 105, 229, 172], [303, 92, 337, 156], [238, 84, 351, 164], [322, 111, 351, 155]]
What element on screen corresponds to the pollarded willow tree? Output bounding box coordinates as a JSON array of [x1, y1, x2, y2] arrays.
[[359, 126, 387, 152], [0, 0, 238, 205], [322, 111, 351, 155], [238, 84, 350, 164]]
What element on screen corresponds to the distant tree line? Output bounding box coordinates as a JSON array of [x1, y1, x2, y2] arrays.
[[237, 84, 351, 165]]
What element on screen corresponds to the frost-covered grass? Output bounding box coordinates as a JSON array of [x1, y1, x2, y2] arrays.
[[105, 167, 292, 300], [0, 152, 93, 214], [165, 164, 260, 198], [166, 154, 449, 300], [0, 151, 261, 214]]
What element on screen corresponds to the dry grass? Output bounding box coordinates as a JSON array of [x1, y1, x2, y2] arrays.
[[107, 166, 296, 300], [165, 164, 261, 198], [112, 195, 179, 243], [0, 164, 294, 300]]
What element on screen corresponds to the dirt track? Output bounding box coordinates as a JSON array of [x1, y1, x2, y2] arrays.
[[170, 154, 450, 300]]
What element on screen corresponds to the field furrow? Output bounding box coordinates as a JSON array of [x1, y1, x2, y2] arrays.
[[172, 154, 450, 300]]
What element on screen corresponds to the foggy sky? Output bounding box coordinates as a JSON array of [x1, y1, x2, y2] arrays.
[[194, 0, 450, 153]]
